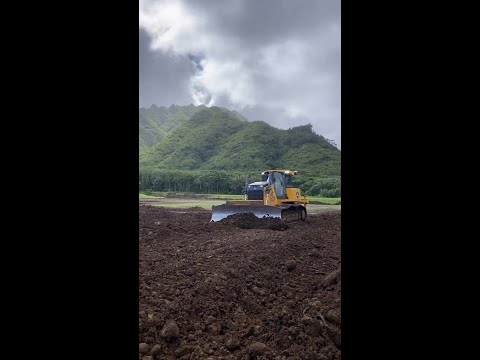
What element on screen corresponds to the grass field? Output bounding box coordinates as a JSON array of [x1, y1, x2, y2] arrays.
[[144, 199, 225, 209], [139, 193, 159, 199], [206, 194, 244, 200], [306, 196, 341, 204]]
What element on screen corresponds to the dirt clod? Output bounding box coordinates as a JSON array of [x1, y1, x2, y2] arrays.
[[285, 260, 297, 272], [328, 328, 341, 349], [220, 213, 289, 231], [247, 341, 268, 358], [139, 343, 149, 354], [140, 205, 341, 359], [325, 310, 341, 325], [226, 339, 241, 351], [149, 344, 161, 355], [207, 323, 221, 335], [302, 316, 324, 337], [175, 345, 193, 357], [160, 322, 180, 341], [322, 269, 341, 289]]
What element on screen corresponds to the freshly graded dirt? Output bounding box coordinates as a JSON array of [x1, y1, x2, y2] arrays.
[[220, 213, 289, 231], [139, 205, 341, 360]]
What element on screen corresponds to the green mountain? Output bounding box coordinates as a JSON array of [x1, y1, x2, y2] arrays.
[[139, 106, 341, 196], [139, 104, 207, 153]]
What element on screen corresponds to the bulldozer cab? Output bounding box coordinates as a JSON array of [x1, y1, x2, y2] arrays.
[[264, 171, 288, 199], [272, 172, 287, 199]]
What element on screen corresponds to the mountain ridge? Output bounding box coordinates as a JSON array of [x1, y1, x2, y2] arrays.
[[139, 105, 340, 196]]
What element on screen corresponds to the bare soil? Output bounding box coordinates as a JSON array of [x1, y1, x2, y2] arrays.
[[139, 205, 341, 360]]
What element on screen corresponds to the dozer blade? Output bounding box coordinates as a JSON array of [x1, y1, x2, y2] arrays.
[[211, 204, 283, 222]]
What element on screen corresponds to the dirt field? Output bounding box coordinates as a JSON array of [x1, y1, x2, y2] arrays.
[[139, 198, 341, 214], [139, 205, 341, 360]]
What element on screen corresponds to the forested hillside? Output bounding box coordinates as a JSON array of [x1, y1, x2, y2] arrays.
[[139, 106, 340, 196]]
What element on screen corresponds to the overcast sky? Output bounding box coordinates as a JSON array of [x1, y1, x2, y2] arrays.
[[139, 0, 341, 148]]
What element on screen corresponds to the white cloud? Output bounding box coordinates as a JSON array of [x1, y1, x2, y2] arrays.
[[139, 0, 341, 148]]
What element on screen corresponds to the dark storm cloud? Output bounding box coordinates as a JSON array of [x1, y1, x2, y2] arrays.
[[139, 0, 340, 147], [139, 29, 195, 108], [182, 0, 339, 45], [187, 54, 204, 71]]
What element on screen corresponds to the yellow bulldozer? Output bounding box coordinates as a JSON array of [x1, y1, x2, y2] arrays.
[[211, 170, 309, 222]]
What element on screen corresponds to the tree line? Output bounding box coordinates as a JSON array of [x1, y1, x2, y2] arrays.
[[139, 168, 340, 197]]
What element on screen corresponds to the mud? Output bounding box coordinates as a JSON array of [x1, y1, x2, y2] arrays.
[[220, 213, 289, 231], [139, 205, 341, 359]]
